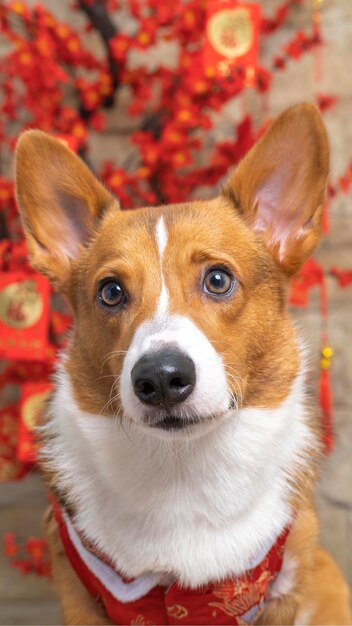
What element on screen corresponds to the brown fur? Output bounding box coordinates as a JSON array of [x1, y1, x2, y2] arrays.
[[16, 103, 351, 625]]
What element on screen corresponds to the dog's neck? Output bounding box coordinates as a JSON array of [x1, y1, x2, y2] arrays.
[[43, 362, 316, 588]]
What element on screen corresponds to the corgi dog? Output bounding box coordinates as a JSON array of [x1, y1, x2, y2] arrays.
[[15, 104, 351, 626]]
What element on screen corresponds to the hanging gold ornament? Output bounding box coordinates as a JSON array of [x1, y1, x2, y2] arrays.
[[320, 345, 334, 370]]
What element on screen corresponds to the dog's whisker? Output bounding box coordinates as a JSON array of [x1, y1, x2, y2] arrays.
[[101, 350, 129, 369], [100, 394, 120, 417], [99, 375, 122, 417], [224, 371, 243, 410], [223, 366, 245, 405]]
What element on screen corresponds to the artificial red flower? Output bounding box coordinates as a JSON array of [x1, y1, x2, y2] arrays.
[[109, 33, 131, 63]]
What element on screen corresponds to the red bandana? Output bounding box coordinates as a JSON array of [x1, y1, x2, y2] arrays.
[[52, 501, 289, 625]]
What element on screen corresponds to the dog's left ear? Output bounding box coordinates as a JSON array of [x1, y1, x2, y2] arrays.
[[15, 130, 116, 285], [225, 103, 329, 275]]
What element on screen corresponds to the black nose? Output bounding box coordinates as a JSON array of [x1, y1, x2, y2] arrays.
[[131, 349, 196, 406]]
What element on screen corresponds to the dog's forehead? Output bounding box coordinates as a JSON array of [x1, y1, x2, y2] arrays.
[[94, 198, 255, 266]]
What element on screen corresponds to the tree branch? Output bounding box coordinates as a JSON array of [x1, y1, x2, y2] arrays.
[[77, 0, 119, 110]]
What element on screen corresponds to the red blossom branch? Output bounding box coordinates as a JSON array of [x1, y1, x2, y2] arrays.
[[77, 0, 119, 111], [3, 532, 50, 577]]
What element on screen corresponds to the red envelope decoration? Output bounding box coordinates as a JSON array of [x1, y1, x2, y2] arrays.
[[204, 1, 261, 82], [17, 381, 53, 463], [0, 272, 51, 361]]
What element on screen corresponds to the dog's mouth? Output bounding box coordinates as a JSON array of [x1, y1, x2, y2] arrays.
[[145, 395, 237, 432], [150, 414, 203, 431]]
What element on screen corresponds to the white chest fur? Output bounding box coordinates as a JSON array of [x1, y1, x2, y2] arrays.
[[43, 366, 315, 588]]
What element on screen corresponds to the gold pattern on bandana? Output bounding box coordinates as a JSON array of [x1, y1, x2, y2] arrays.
[[130, 615, 155, 625], [166, 604, 189, 619], [0, 280, 43, 328], [22, 391, 51, 430], [207, 8, 253, 59], [209, 570, 271, 617]]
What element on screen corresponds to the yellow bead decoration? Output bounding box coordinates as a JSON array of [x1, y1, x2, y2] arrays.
[[320, 345, 334, 369], [322, 346, 334, 359]]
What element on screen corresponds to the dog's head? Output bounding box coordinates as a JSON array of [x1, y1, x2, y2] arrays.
[[15, 104, 328, 439]]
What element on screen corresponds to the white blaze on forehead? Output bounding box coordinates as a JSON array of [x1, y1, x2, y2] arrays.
[[156, 215, 168, 257], [155, 216, 169, 317]]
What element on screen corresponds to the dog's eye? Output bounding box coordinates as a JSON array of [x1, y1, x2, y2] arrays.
[[203, 269, 234, 296], [99, 280, 126, 308]]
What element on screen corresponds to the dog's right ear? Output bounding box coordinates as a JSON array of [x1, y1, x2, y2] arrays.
[[224, 103, 329, 276], [15, 130, 117, 284]]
